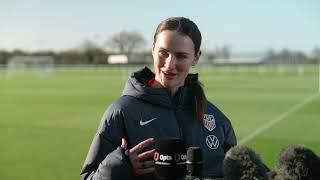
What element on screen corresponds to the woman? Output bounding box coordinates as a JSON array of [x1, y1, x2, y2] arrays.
[[80, 17, 237, 180]]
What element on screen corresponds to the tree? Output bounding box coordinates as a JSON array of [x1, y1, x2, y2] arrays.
[[263, 48, 310, 64], [311, 46, 320, 63], [221, 45, 231, 59], [83, 48, 108, 64], [265, 49, 275, 59], [76, 39, 107, 64], [213, 45, 231, 59], [206, 52, 216, 64], [77, 39, 100, 53], [57, 50, 83, 64], [106, 30, 146, 55], [0, 50, 9, 64]]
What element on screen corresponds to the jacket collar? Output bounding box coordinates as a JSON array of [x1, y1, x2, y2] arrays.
[[121, 67, 197, 109]]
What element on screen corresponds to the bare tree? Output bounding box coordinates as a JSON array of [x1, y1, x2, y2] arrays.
[[106, 30, 146, 55], [77, 39, 100, 53], [76, 39, 108, 64]]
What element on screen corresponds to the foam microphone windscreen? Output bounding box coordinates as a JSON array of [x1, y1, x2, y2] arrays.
[[186, 147, 203, 178], [154, 138, 187, 179]]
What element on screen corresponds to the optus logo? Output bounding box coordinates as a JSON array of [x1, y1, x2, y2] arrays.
[[174, 153, 187, 162], [154, 152, 187, 163], [154, 152, 160, 161]]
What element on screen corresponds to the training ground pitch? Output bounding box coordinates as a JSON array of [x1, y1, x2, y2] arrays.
[[0, 64, 319, 179]]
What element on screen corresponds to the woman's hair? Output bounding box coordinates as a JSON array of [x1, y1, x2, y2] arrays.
[[153, 17, 206, 121], [153, 17, 202, 54]]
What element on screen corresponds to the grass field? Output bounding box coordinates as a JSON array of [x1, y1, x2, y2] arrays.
[[0, 64, 319, 179]]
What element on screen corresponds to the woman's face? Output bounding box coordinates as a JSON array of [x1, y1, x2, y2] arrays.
[[152, 30, 201, 94]]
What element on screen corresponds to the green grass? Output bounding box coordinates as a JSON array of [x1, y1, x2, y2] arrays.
[[0, 65, 319, 179]]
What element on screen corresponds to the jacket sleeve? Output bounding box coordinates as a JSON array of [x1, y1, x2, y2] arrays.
[[207, 101, 237, 153], [222, 117, 237, 153], [80, 105, 133, 180]]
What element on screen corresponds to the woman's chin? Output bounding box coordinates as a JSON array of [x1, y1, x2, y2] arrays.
[[161, 81, 181, 91]]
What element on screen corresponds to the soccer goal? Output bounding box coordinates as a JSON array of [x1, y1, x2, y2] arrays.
[[6, 55, 54, 78]]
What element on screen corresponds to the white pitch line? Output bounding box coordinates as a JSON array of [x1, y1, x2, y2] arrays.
[[239, 93, 319, 145]]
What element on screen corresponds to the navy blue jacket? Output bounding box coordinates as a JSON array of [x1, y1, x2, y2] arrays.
[[80, 67, 237, 180]]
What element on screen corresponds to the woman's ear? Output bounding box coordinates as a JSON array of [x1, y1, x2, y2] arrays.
[[151, 42, 155, 55], [192, 50, 202, 66]]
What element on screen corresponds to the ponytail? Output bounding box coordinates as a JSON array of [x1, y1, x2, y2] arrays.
[[185, 74, 207, 122]]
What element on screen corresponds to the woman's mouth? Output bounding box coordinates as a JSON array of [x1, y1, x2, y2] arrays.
[[162, 71, 176, 80]]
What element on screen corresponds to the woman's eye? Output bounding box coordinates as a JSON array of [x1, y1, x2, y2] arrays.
[[176, 54, 187, 60], [158, 51, 168, 58]]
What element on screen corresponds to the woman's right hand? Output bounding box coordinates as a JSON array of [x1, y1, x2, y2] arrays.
[[121, 138, 156, 175]]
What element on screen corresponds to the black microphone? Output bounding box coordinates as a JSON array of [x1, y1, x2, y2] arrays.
[[154, 138, 187, 180], [185, 147, 203, 180]]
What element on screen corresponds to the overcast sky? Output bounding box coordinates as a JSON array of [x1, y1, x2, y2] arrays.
[[0, 0, 319, 53]]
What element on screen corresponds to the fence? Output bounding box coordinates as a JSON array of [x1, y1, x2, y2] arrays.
[[0, 63, 318, 78]]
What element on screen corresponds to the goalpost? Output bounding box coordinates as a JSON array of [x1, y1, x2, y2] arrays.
[[6, 55, 54, 78]]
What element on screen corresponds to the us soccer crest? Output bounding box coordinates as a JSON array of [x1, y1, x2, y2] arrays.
[[203, 114, 216, 131]]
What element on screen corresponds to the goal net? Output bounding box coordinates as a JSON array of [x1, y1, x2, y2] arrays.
[[6, 55, 54, 78]]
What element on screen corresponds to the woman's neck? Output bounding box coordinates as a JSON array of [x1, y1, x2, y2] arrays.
[[151, 79, 181, 97]]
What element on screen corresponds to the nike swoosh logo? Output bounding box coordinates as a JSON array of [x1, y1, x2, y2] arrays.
[[140, 117, 158, 126]]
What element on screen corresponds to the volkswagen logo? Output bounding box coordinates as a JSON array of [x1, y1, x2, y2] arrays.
[[206, 135, 219, 149]]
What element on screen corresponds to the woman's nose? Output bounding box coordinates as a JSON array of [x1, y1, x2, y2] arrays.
[[164, 54, 176, 69]]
